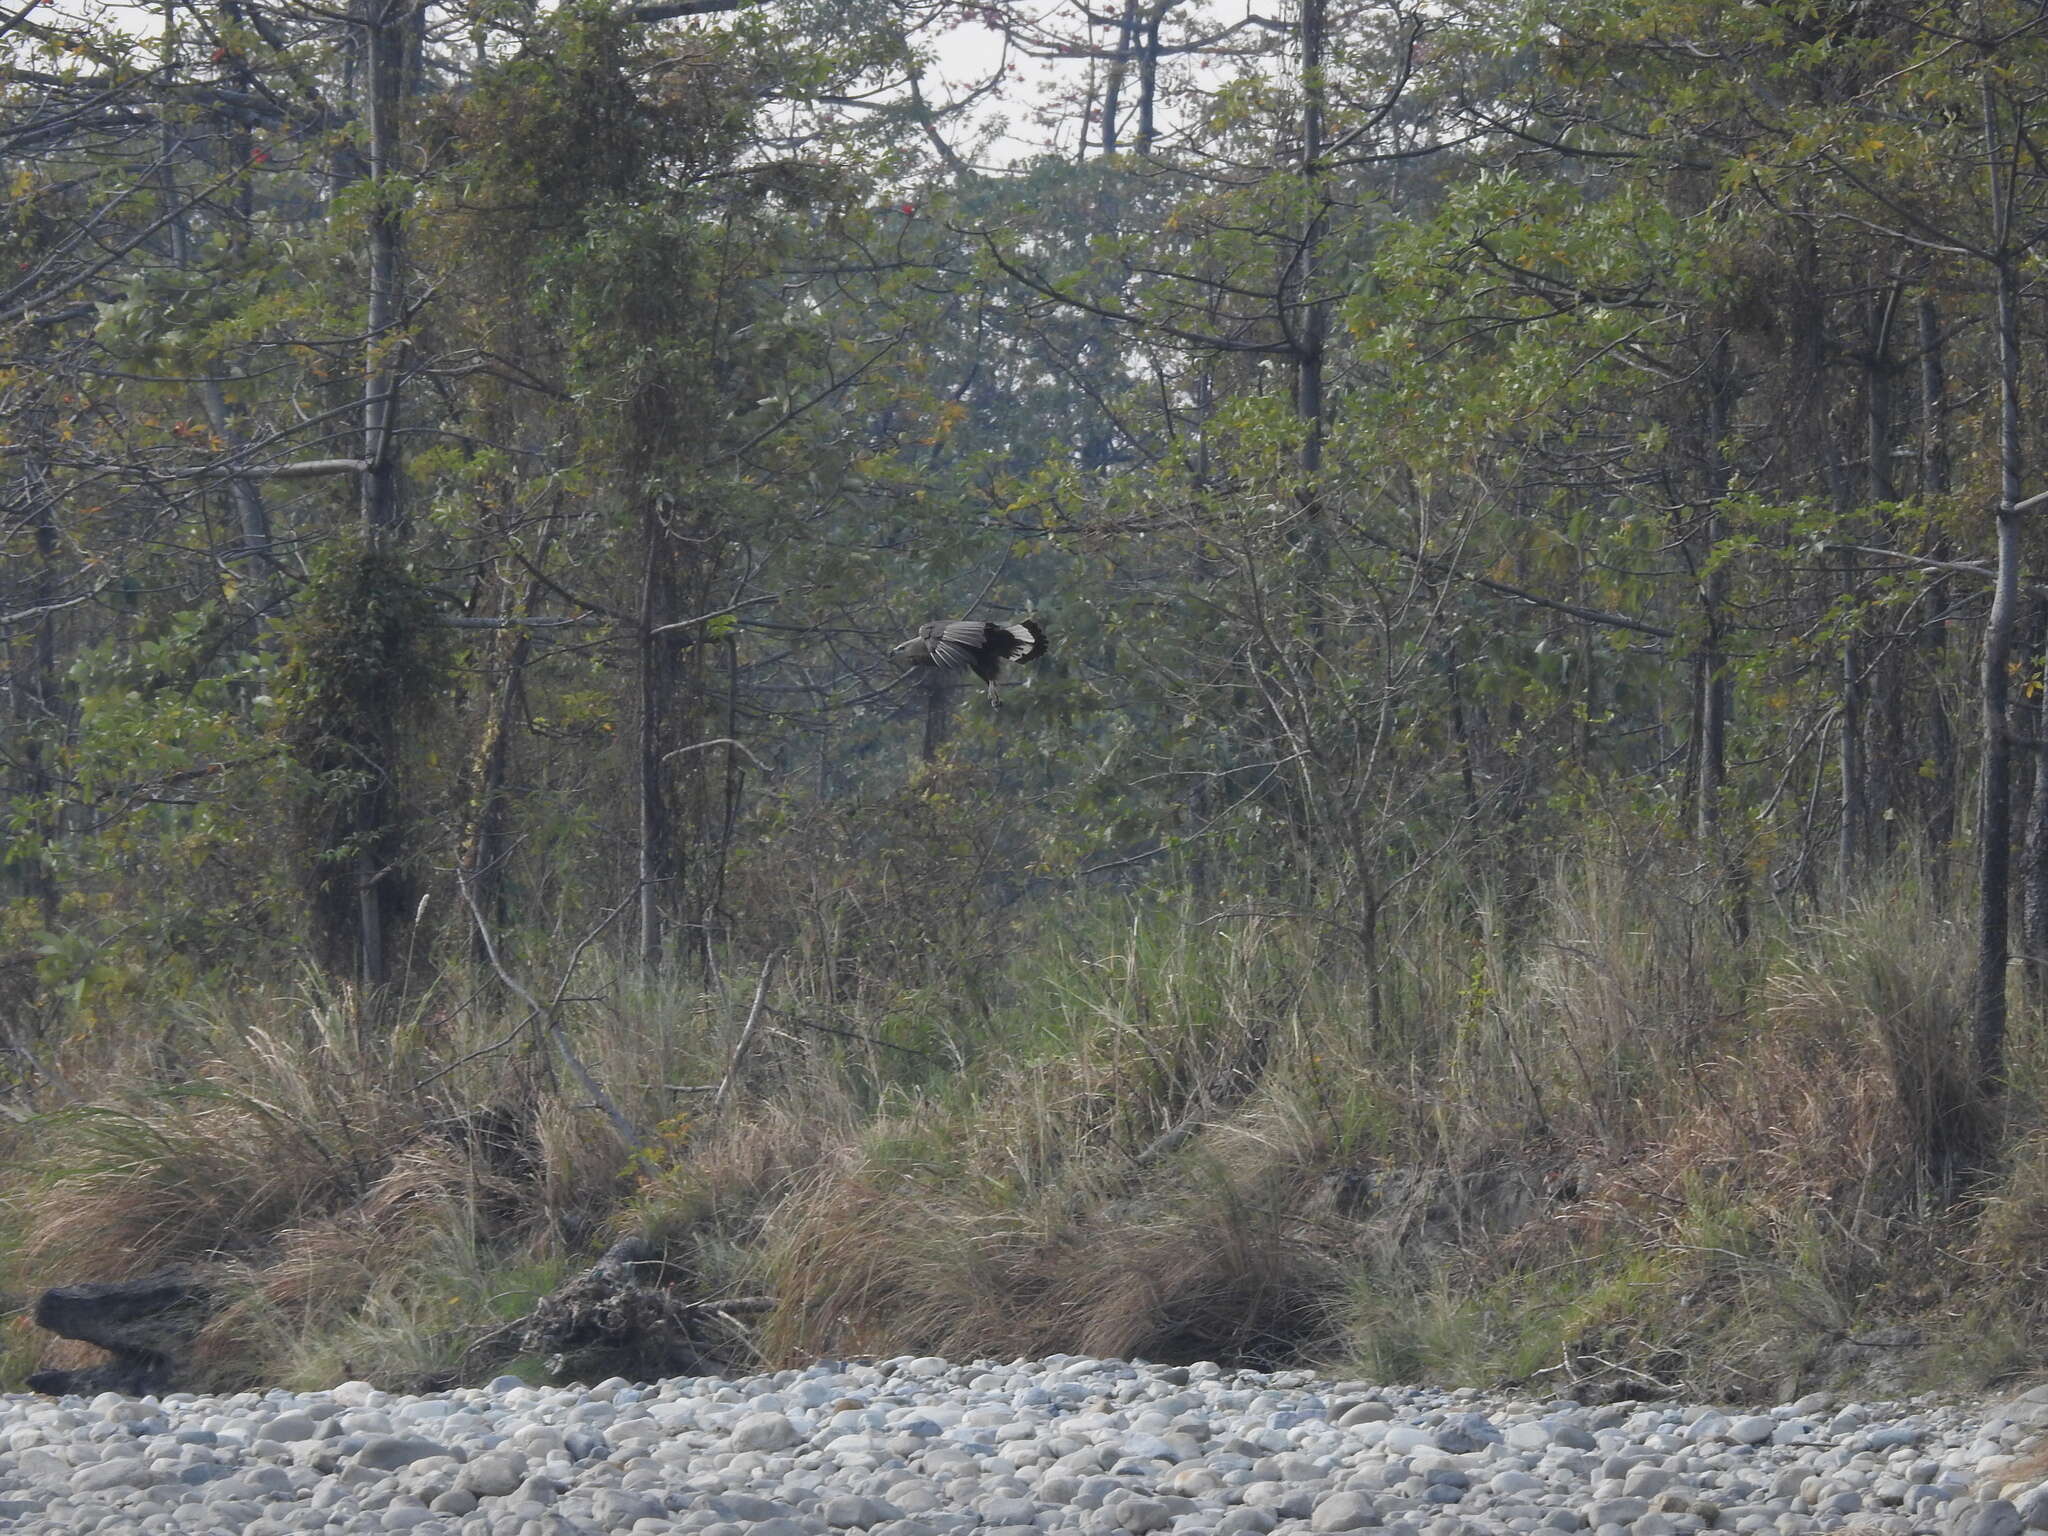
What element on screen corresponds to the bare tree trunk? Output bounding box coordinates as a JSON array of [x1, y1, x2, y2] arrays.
[[638, 515, 674, 973], [9, 485, 63, 927], [1866, 283, 1901, 503], [359, 0, 405, 541], [1288, 0, 1330, 655], [1975, 76, 2024, 1098], [2023, 599, 2048, 996], [1845, 287, 1903, 876], [1977, 474, 2019, 1095], [1100, 0, 1138, 154], [348, 0, 413, 989], [1697, 341, 1733, 846], [457, 585, 541, 963], [1840, 547, 1866, 888], [199, 377, 274, 575], [1700, 337, 1746, 937], [703, 633, 744, 978], [1919, 294, 1950, 497], [1918, 294, 1956, 884], [157, 49, 274, 598], [1443, 643, 1479, 822], [1135, 1, 1168, 156]]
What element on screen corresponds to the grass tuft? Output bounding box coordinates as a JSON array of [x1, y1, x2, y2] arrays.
[[7, 837, 2047, 1400]]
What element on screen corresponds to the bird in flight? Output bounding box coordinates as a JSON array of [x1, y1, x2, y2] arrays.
[[893, 618, 1048, 706]]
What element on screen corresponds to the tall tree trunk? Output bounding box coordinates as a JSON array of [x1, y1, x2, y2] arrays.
[[1866, 283, 1900, 503], [2023, 600, 2048, 995], [1443, 642, 1479, 822], [8, 484, 63, 928], [1290, 0, 1330, 654], [1974, 75, 2024, 1099], [359, 0, 405, 541], [1294, 0, 1327, 492], [1100, 0, 1138, 154], [1846, 287, 1904, 873], [637, 513, 675, 974], [1135, 1, 1166, 156], [702, 633, 744, 979], [1699, 335, 1747, 936], [1840, 548, 1867, 887], [1697, 339, 1734, 845], [1919, 294, 1956, 883], [1919, 294, 1950, 498], [457, 578, 542, 964], [342, 0, 413, 990], [156, 40, 276, 602]]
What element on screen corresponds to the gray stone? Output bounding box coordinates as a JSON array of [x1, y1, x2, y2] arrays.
[[711, 1491, 797, 1520], [1961, 1501, 2026, 1536], [1244, 1481, 1318, 1518], [262, 1413, 321, 1443], [513, 1474, 562, 1505], [731, 1412, 802, 1452], [2017, 1486, 2048, 1529], [592, 1487, 666, 1528], [1585, 1498, 1649, 1526], [1436, 1414, 1503, 1453], [979, 1495, 1041, 1523], [1217, 1509, 1279, 1536], [1339, 1403, 1395, 1428], [70, 1456, 164, 1492], [1729, 1417, 1777, 1446], [458, 1452, 528, 1498], [1114, 1496, 1173, 1533], [350, 1434, 452, 1471], [825, 1493, 905, 1527], [1310, 1490, 1383, 1531], [1623, 1467, 1674, 1499]]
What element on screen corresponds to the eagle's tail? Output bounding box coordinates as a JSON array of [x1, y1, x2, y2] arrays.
[[997, 619, 1048, 664]]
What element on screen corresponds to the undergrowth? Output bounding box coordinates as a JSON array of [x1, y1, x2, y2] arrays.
[[3, 837, 2046, 1402]]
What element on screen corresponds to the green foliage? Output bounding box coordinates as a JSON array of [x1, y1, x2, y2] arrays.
[[14, 0, 2048, 1400], [275, 536, 442, 979]]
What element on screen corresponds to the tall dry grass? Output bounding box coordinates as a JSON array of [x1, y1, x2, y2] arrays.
[[6, 842, 2045, 1399]]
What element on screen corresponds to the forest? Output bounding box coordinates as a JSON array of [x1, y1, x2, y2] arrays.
[[5, 0, 2048, 1398]]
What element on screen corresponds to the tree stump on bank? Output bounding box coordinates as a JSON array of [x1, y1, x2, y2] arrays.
[[27, 1268, 215, 1396], [501, 1236, 773, 1383]]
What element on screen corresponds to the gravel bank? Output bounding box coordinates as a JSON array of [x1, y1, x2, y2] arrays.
[[3, 1356, 2045, 1536]]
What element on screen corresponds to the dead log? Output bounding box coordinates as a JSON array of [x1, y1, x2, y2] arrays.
[[27, 1268, 214, 1396]]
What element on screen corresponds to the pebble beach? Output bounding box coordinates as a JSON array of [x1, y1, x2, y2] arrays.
[[4, 1356, 2045, 1536]]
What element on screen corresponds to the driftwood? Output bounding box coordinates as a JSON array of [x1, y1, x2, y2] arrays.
[[27, 1267, 215, 1396], [494, 1236, 772, 1382]]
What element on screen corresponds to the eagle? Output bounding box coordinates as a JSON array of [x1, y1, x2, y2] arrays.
[[893, 618, 1048, 705]]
